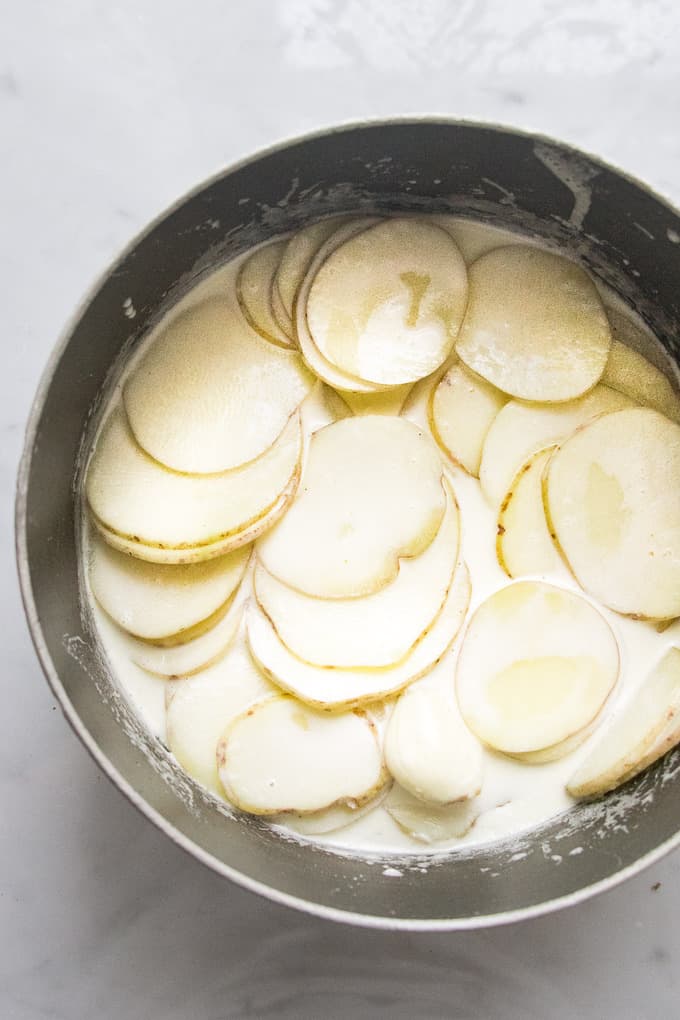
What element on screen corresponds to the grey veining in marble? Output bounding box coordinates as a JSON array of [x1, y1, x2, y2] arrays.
[[2, 2, 680, 1017]]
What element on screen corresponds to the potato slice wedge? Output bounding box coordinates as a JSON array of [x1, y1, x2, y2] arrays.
[[456, 581, 619, 754], [432, 215, 520, 264], [430, 362, 507, 476], [236, 240, 293, 348], [247, 562, 471, 709], [275, 215, 353, 324], [340, 385, 412, 417], [216, 696, 387, 815], [603, 335, 680, 424], [497, 447, 564, 579], [254, 484, 459, 668], [567, 647, 680, 798], [166, 642, 275, 795], [385, 679, 483, 805], [124, 296, 311, 473], [87, 408, 302, 558], [89, 536, 249, 643], [456, 246, 611, 401], [307, 218, 468, 385], [545, 408, 680, 619], [273, 785, 391, 837], [257, 416, 446, 598], [385, 784, 479, 844], [479, 384, 634, 506]]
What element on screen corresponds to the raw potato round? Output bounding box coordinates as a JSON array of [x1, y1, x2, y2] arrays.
[[479, 384, 634, 506], [456, 246, 612, 401], [385, 680, 483, 805], [545, 407, 680, 619], [432, 214, 522, 265], [247, 562, 471, 709], [295, 219, 389, 394], [257, 416, 446, 598], [430, 362, 507, 476], [340, 385, 412, 417], [602, 336, 680, 424], [273, 786, 391, 836], [166, 642, 275, 796], [87, 408, 302, 555], [456, 581, 619, 754], [307, 218, 468, 385], [236, 240, 293, 348], [385, 784, 479, 844], [497, 447, 565, 579], [254, 484, 459, 668], [276, 216, 352, 322], [216, 696, 387, 814], [567, 647, 680, 798], [124, 296, 311, 473], [89, 536, 249, 642]]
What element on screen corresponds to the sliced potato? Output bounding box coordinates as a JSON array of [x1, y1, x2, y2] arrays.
[[247, 562, 471, 709], [385, 784, 479, 844], [456, 581, 619, 754], [497, 447, 564, 578], [603, 336, 680, 424], [456, 246, 611, 401], [567, 647, 680, 798], [236, 240, 293, 348], [430, 362, 507, 476], [276, 216, 352, 323], [385, 679, 483, 804], [509, 715, 599, 764], [340, 385, 412, 417], [432, 215, 521, 264], [124, 296, 311, 473], [307, 218, 467, 385], [89, 536, 249, 643], [257, 416, 446, 598], [166, 642, 275, 795], [270, 281, 294, 340], [545, 407, 680, 619], [479, 384, 634, 506], [273, 785, 391, 836], [254, 484, 459, 668], [87, 408, 302, 557], [216, 696, 387, 814]]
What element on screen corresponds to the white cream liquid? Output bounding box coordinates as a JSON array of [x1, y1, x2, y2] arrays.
[[85, 216, 680, 856]]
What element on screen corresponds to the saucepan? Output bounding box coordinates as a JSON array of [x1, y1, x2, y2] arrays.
[[16, 119, 680, 929]]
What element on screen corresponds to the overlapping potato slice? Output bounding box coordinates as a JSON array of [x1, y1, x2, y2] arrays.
[[247, 562, 471, 709], [479, 384, 634, 506], [385, 784, 479, 844], [385, 676, 483, 805], [257, 416, 446, 598], [166, 641, 275, 795], [340, 385, 412, 417], [124, 296, 311, 473], [432, 214, 523, 264], [456, 581, 619, 755], [602, 313, 680, 423], [89, 536, 249, 643], [87, 408, 302, 561], [567, 647, 680, 798], [236, 240, 293, 348], [275, 215, 353, 326], [306, 218, 468, 385], [254, 483, 459, 668], [430, 362, 507, 476], [273, 785, 391, 836], [456, 246, 612, 401], [216, 696, 388, 814], [497, 447, 564, 578], [544, 407, 680, 619]]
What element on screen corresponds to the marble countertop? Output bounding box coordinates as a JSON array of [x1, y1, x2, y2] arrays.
[[3, 2, 680, 1016]]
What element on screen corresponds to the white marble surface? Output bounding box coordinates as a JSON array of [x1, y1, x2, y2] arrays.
[[3, 2, 680, 1016]]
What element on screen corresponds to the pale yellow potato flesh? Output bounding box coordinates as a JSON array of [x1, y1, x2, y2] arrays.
[[216, 696, 388, 815], [456, 246, 612, 401], [602, 336, 680, 424], [456, 581, 619, 754], [497, 447, 565, 579], [430, 362, 507, 476], [432, 214, 523, 264], [89, 536, 249, 642], [246, 562, 471, 710], [307, 218, 468, 385], [166, 642, 276, 796], [253, 484, 459, 669], [276, 216, 353, 322], [272, 785, 391, 836], [257, 416, 446, 599], [87, 408, 302, 555], [340, 385, 412, 417], [384, 784, 479, 844], [124, 295, 312, 473], [545, 408, 680, 619], [236, 240, 293, 348], [479, 384, 634, 506], [567, 647, 680, 798]]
